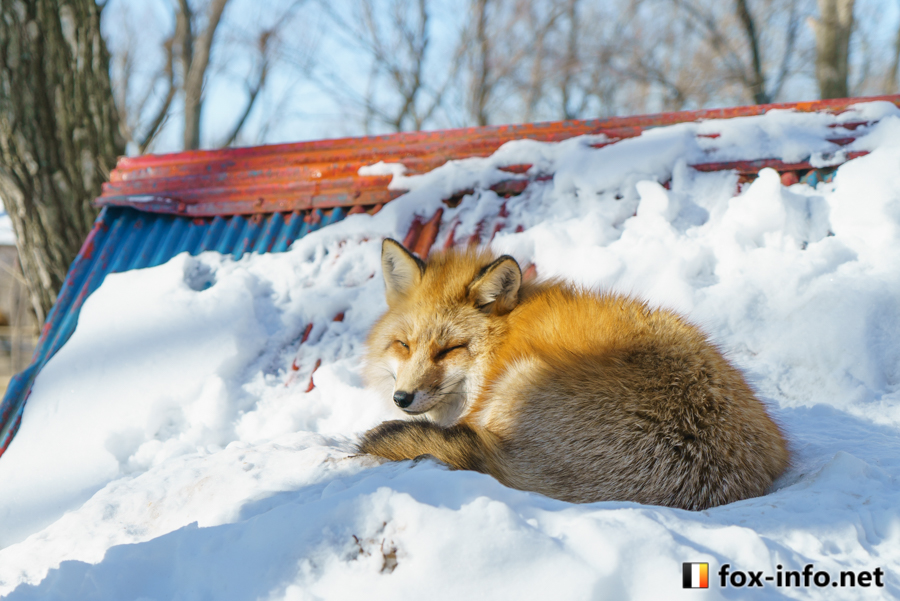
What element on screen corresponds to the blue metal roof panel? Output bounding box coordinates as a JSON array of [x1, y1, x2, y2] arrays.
[[0, 206, 353, 455]]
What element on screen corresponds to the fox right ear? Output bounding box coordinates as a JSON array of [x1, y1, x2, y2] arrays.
[[469, 255, 521, 314], [382, 238, 425, 305]]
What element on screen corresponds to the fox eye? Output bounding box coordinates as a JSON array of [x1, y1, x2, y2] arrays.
[[395, 340, 409, 350], [435, 344, 467, 360]]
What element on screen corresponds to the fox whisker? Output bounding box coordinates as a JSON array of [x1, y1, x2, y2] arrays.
[[375, 366, 396, 381]]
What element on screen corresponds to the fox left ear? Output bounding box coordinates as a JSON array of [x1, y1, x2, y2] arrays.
[[382, 238, 426, 305], [469, 255, 521, 314]]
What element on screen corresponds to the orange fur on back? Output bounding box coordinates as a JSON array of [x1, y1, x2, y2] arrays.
[[359, 240, 789, 510]]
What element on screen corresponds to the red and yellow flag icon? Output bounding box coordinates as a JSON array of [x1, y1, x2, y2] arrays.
[[683, 563, 709, 588]]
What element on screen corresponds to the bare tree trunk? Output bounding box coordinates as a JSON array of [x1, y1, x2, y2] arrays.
[[181, 0, 230, 150], [470, 0, 491, 126], [884, 0, 900, 93], [812, 0, 854, 99], [735, 0, 769, 104], [0, 0, 124, 323], [560, 0, 580, 120]]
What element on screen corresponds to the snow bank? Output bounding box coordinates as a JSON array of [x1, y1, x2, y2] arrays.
[[2, 102, 900, 599]]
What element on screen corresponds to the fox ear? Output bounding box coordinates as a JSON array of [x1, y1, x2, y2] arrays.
[[469, 255, 521, 314], [382, 238, 425, 305]]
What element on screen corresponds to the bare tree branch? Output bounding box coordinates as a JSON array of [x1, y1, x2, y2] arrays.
[[769, 0, 800, 101], [672, 0, 748, 86], [315, 0, 446, 133], [219, 30, 271, 147], [113, 40, 134, 143], [139, 36, 177, 153], [520, 3, 565, 122]]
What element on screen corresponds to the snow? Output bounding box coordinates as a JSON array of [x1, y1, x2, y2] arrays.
[[358, 161, 407, 178], [0, 212, 15, 246], [114, 195, 175, 204], [3, 102, 900, 599]]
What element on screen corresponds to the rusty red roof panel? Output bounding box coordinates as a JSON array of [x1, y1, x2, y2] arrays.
[[98, 95, 900, 217]]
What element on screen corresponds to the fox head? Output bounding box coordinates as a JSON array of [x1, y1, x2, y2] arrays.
[[364, 238, 523, 426]]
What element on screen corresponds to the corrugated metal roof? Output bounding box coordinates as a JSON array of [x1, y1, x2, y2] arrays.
[[0, 204, 363, 455], [1, 95, 898, 457], [96, 96, 895, 217]]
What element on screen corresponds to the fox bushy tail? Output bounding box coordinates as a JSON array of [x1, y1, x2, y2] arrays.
[[358, 420, 490, 473]]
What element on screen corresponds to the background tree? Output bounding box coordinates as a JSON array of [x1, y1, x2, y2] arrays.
[[105, 0, 900, 144], [178, 0, 229, 149], [314, 0, 448, 134], [884, 0, 900, 93], [811, 0, 855, 99], [0, 0, 124, 323], [110, 0, 310, 152], [113, 0, 230, 152]]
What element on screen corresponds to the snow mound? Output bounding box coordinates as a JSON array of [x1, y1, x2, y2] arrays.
[[2, 103, 900, 599]]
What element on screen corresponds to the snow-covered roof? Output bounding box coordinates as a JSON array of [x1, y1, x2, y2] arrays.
[[2, 96, 890, 459], [1, 96, 899, 598]]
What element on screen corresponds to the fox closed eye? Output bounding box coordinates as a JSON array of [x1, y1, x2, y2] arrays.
[[394, 340, 410, 350], [435, 344, 467, 360]]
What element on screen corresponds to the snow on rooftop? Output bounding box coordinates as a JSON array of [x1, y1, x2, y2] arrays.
[[1, 103, 900, 599]]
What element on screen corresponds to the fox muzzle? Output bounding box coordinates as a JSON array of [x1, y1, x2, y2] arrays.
[[393, 390, 416, 409]]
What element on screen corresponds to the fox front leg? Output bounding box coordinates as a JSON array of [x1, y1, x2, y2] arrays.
[[358, 420, 488, 473]]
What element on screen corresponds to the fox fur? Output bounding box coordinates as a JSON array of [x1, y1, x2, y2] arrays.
[[359, 238, 789, 510]]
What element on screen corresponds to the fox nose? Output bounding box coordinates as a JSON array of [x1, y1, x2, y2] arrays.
[[393, 390, 415, 409]]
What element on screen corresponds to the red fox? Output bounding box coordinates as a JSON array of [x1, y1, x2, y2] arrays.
[[359, 239, 789, 510]]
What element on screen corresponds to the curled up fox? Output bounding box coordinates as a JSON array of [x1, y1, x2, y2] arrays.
[[359, 239, 788, 510]]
